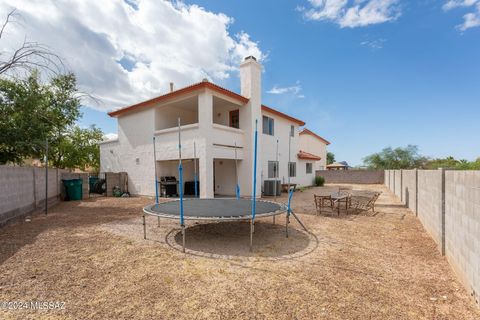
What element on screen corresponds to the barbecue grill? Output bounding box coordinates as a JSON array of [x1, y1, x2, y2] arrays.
[[160, 176, 178, 197]]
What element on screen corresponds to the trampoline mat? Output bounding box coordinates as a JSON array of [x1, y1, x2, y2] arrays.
[[143, 198, 285, 220]]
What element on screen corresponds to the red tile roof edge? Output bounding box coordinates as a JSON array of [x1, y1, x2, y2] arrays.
[[108, 81, 249, 117], [299, 128, 331, 145], [297, 150, 322, 161], [261, 105, 306, 126]]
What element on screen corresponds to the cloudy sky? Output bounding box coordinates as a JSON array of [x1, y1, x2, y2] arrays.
[[1, 0, 479, 165]]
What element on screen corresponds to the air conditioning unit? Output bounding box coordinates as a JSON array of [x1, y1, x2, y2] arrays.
[[264, 180, 281, 196]]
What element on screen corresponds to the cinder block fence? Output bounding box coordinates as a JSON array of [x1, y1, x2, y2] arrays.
[[0, 166, 69, 227], [0, 166, 129, 227], [385, 169, 480, 306], [316, 170, 384, 184]]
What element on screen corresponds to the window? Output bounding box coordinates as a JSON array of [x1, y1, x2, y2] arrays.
[[288, 162, 296, 177], [306, 163, 313, 174], [262, 116, 274, 135], [229, 110, 239, 129], [268, 161, 279, 178], [290, 125, 295, 137]]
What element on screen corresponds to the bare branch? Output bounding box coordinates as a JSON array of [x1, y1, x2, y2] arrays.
[[0, 9, 17, 40], [0, 9, 65, 76]]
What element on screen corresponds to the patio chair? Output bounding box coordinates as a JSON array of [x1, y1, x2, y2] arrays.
[[314, 194, 334, 214], [348, 192, 381, 215], [313, 187, 339, 214]]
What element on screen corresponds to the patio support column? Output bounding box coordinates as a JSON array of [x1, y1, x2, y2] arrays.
[[198, 90, 214, 198]]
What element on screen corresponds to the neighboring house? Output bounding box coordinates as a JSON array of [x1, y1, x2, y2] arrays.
[[100, 56, 330, 198], [327, 161, 349, 170]]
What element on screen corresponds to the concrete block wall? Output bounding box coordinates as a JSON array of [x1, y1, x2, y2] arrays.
[[402, 169, 418, 214], [445, 171, 480, 305], [384, 168, 480, 306], [389, 170, 395, 191], [417, 170, 444, 248], [315, 170, 384, 184], [0, 166, 68, 226], [105, 172, 128, 197], [394, 170, 402, 199]]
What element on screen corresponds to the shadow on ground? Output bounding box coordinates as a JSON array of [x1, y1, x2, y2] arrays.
[[166, 220, 315, 259]]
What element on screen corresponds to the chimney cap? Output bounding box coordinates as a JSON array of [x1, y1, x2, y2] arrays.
[[244, 56, 257, 61], [202, 78, 209, 82]]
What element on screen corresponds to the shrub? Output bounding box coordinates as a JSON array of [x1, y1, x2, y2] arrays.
[[314, 176, 325, 186]]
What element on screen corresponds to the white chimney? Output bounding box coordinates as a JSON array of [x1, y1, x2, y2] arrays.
[[240, 56, 261, 100], [169, 82, 174, 92], [239, 56, 262, 197]]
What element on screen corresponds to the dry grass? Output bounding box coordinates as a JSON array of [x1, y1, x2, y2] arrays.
[[1, 184, 479, 319]]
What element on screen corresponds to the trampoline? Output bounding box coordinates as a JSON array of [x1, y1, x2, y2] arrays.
[[143, 198, 286, 221], [144, 117, 307, 253]]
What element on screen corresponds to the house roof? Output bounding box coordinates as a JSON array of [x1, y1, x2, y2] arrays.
[[327, 162, 348, 168], [108, 81, 306, 126], [299, 128, 331, 145], [297, 150, 322, 161], [261, 105, 305, 126], [108, 81, 249, 117]]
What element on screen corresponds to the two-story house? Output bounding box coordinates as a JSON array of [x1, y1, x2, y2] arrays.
[[99, 56, 330, 198]]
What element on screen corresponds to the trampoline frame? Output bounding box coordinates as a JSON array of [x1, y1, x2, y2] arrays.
[[143, 198, 287, 221], [142, 198, 308, 253]]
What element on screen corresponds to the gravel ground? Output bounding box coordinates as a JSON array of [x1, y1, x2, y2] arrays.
[[1, 184, 479, 319]]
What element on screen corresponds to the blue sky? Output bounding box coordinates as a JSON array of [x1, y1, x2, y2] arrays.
[[8, 0, 476, 166]]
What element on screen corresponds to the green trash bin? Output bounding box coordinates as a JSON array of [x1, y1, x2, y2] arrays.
[[62, 179, 83, 201], [89, 176, 99, 193]]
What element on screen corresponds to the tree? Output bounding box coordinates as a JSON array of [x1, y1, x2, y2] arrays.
[[363, 145, 428, 169], [0, 71, 81, 164], [425, 156, 460, 169], [0, 10, 63, 76], [327, 152, 335, 165], [426, 156, 480, 170], [49, 125, 103, 172]]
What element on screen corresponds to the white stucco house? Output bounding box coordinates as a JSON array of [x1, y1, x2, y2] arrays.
[[100, 56, 330, 198]]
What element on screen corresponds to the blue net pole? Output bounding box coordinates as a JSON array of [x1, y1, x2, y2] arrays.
[[251, 119, 258, 221], [153, 136, 159, 205], [287, 189, 294, 216], [234, 141, 240, 199], [177, 118, 184, 227], [194, 141, 198, 198]]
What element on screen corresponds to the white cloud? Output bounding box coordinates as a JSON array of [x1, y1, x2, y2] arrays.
[[0, 0, 263, 111], [443, 1, 480, 31], [360, 38, 386, 49], [458, 7, 480, 30], [103, 133, 118, 141], [267, 81, 304, 98], [300, 0, 401, 28], [443, 0, 478, 11]]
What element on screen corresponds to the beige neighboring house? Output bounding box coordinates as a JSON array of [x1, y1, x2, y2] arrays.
[[99, 56, 330, 198], [327, 162, 349, 170]]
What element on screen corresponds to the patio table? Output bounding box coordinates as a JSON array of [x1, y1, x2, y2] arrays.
[[330, 192, 349, 215]]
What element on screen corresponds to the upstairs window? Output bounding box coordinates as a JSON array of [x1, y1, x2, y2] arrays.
[[288, 162, 296, 177], [229, 110, 239, 129], [290, 125, 295, 137], [262, 116, 274, 135], [306, 163, 313, 174]]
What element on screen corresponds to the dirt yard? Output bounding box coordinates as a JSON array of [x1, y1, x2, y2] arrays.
[[1, 184, 479, 319]]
